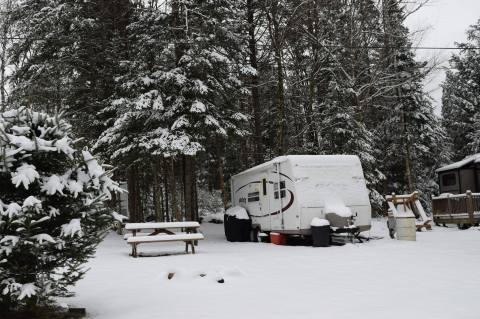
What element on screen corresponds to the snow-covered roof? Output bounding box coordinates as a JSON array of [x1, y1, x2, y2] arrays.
[[232, 155, 361, 177], [436, 154, 480, 173]]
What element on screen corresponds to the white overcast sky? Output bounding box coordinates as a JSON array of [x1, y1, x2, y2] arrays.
[[405, 0, 480, 115]]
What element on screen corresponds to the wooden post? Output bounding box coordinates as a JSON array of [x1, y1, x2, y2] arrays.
[[466, 190, 474, 225], [447, 194, 451, 215]]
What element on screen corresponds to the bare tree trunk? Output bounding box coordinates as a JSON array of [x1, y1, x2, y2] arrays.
[[127, 165, 142, 222], [247, 0, 264, 164], [216, 140, 228, 209], [0, 0, 13, 112], [305, 0, 319, 150], [265, 0, 286, 155], [152, 159, 163, 222], [218, 158, 228, 209], [163, 160, 170, 221], [168, 158, 182, 221], [274, 46, 286, 156], [183, 155, 196, 221]]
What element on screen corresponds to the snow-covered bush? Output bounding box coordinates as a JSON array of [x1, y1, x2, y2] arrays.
[[0, 107, 121, 311]]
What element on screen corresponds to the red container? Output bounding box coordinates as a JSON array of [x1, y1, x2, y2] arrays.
[[270, 232, 287, 245]]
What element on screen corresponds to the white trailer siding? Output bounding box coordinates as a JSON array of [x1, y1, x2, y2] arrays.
[[230, 155, 371, 234]]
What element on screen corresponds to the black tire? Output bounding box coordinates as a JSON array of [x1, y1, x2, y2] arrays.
[[260, 232, 270, 243], [250, 227, 259, 242]]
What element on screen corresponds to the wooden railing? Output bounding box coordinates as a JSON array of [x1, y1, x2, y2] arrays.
[[432, 190, 480, 225]]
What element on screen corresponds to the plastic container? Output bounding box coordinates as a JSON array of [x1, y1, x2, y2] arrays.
[[395, 217, 416, 241], [270, 232, 287, 245], [224, 214, 251, 242], [311, 218, 331, 247]]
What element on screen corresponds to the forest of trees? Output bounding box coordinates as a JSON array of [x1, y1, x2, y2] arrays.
[[2, 0, 476, 221]]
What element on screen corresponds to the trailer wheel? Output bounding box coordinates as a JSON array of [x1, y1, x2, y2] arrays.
[[250, 227, 260, 242]]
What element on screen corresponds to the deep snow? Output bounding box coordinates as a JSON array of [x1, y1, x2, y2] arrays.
[[62, 220, 480, 319]]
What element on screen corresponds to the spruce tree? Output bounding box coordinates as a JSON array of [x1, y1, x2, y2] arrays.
[[442, 19, 480, 159], [94, 1, 250, 168], [9, 0, 130, 144], [373, 0, 448, 203], [0, 107, 120, 311]]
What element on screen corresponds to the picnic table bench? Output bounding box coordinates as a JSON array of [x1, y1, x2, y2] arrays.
[[125, 222, 204, 257]]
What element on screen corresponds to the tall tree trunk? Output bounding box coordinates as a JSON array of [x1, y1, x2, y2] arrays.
[[172, 0, 185, 65], [152, 159, 163, 222], [247, 0, 263, 164], [163, 160, 170, 222], [183, 155, 196, 221], [265, 1, 286, 155], [275, 49, 286, 156], [305, 1, 319, 151], [168, 158, 182, 221], [0, 0, 13, 112], [216, 139, 228, 209], [127, 165, 142, 222]]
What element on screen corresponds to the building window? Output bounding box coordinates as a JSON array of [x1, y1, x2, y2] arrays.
[[248, 191, 260, 202], [274, 181, 286, 199], [441, 173, 457, 187]]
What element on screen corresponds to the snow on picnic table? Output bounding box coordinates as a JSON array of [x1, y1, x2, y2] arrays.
[[63, 220, 480, 319]]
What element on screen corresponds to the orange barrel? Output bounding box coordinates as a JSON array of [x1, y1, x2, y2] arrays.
[[270, 232, 287, 245]]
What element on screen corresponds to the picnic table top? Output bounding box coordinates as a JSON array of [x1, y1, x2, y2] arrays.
[[125, 221, 200, 230], [126, 233, 205, 243]]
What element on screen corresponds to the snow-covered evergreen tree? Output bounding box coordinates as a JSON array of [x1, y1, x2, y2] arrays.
[[442, 19, 480, 160], [9, 0, 130, 144], [0, 107, 120, 310], [371, 0, 449, 203], [315, 1, 385, 211], [96, 1, 249, 161]]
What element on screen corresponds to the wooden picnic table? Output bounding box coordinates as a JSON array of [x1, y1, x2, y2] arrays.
[[124, 221, 203, 257]]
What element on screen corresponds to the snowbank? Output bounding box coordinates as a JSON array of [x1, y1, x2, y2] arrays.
[[201, 211, 224, 223], [225, 206, 249, 220], [310, 218, 330, 227], [63, 221, 480, 319]]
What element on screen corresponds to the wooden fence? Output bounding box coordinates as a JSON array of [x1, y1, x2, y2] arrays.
[[432, 191, 480, 225]]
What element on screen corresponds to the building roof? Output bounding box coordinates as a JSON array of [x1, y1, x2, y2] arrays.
[[436, 153, 480, 173], [232, 155, 360, 177]]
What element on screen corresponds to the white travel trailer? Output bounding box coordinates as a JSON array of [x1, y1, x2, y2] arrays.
[[230, 155, 371, 235]]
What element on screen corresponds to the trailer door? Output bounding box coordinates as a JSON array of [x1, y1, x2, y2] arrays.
[[270, 165, 284, 231], [259, 173, 270, 230]]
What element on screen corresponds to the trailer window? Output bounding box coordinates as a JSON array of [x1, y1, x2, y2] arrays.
[[274, 181, 286, 199], [248, 191, 260, 202], [441, 173, 457, 187]]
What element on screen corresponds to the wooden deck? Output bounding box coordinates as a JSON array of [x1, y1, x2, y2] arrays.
[[432, 191, 480, 226]]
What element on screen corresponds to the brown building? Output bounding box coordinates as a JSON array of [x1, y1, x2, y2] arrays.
[[436, 154, 480, 194]]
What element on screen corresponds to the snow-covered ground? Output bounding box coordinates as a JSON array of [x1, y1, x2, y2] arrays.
[[63, 220, 480, 319]]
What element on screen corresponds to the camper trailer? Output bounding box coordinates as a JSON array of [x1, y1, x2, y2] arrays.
[[230, 155, 372, 235]]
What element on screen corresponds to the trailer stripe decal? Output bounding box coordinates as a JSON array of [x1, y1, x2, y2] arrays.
[[249, 190, 295, 218], [235, 172, 293, 194], [271, 171, 293, 182], [235, 181, 261, 193]]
